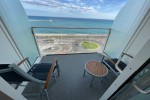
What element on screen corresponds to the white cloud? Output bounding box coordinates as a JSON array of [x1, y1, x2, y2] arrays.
[[21, 0, 96, 13], [20, 0, 127, 19], [99, 0, 105, 3]]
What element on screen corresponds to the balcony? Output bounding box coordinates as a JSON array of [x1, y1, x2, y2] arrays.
[[20, 20, 114, 99], [22, 53, 117, 100]]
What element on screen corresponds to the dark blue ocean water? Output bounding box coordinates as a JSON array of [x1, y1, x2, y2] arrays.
[[28, 16, 113, 34]]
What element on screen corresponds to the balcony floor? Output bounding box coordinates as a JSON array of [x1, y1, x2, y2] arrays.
[[23, 53, 117, 100]]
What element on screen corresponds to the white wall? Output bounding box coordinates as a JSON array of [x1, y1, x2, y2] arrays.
[[125, 11, 150, 57], [0, 25, 20, 64], [0, 20, 28, 71], [104, 0, 150, 58], [0, 0, 39, 64]]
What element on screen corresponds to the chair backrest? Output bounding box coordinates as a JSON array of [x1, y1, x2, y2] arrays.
[[115, 52, 133, 73], [10, 64, 45, 84], [0, 57, 57, 89], [0, 63, 45, 84], [102, 52, 133, 76]]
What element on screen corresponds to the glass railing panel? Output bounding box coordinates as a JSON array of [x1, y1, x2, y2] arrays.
[[32, 27, 110, 55]]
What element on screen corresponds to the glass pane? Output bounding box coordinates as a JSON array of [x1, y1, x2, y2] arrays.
[[104, 0, 147, 58], [33, 28, 109, 55], [111, 61, 150, 100], [0, 0, 39, 64]]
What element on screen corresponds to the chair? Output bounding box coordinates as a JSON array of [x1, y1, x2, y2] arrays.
[[0, 57, 60, 100], [102, 52, 133, 76]]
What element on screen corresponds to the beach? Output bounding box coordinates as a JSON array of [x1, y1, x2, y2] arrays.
[[35, 34, 107, 55]]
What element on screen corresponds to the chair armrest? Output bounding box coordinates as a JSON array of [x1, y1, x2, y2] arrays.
[[103, 53, 123, 74], [115, 52, 133, 73], [115, 61, 123, 73], [17, 57, 29, 66], [43, 60, 56, 89]]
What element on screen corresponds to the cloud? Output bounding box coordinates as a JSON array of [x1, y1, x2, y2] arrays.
[[20, 0, 128, 19], [21, 0, 94, 13], [99, 0, 105, 3]]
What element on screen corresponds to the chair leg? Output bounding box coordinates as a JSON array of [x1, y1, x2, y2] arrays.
[[44, 89, 50, 100], [53, 72, 56, 82], [90, 76, 95, 87], [83, 69, 86, 77], [100, 77, 104, 83], [40, 84, 44, 97], [57, 67, 60, 76]]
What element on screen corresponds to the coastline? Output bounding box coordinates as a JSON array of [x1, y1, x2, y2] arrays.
[[34, 33, 107, 55]]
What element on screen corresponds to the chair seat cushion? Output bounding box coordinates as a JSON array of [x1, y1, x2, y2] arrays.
[[0, 64, 28, 82], [1, 71, 29, 82], [103, 58, 127, 72], [28, 63, 52, 80], [29, 63, 52, 72]]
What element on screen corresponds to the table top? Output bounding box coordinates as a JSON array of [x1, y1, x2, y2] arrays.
[[85, 61, 108, 77]]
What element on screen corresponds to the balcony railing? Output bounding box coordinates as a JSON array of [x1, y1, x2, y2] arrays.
[[31, 26, 111, 55]]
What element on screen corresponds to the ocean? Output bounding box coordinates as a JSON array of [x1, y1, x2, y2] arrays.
[[28, 16, 113, 34]]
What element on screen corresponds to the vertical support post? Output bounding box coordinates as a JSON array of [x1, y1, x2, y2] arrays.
[[102, 29, 111, 54], [83, 69, 86, 77], [31, 27, 41, 57]]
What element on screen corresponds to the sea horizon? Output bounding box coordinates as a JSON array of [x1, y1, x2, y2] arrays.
[[28, 16, 113, 34], [28, 15, 114, 21]]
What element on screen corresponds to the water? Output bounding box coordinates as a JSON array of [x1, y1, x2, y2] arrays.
[[28, 16, 113, 34]]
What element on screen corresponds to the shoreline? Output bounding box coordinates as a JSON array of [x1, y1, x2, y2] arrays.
[[35, 33, 107, 55]]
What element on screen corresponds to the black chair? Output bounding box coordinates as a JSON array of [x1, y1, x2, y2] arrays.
[[0, 57, 60, 100], [102, 52, 133, 76]]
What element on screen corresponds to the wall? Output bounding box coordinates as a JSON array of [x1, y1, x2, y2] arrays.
[[0, 25, 20, 63], [0, 20, 27, 71], [125, 11, 150, 57], [104, 0, 150, 58], [0, 0, 39, 64]]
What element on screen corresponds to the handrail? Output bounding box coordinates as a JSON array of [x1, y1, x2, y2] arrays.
[[31, 26, 111, 30], [122, 52, 133, 58], [132, 83, 150, 94]]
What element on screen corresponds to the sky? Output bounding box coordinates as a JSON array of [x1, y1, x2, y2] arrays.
[[20, 0, 128, 19]]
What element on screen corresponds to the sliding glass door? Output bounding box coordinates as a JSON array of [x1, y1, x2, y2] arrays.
[[111, 59, 150, 100]]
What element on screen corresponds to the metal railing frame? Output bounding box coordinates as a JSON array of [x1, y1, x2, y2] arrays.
[[31, 26, 111, 55]]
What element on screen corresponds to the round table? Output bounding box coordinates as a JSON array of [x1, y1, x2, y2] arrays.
[[83, 61, 108, 87]]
